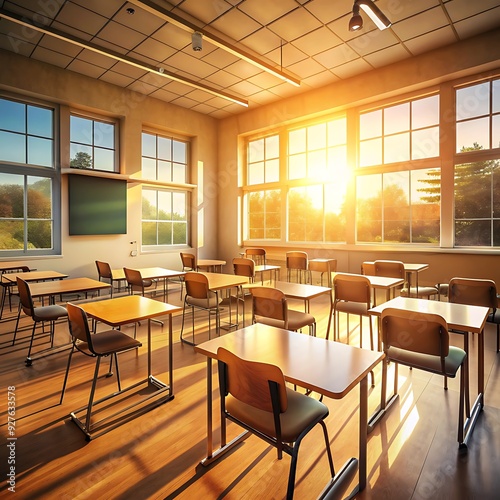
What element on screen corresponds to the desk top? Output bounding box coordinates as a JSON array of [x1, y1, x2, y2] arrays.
[[369, 296, 489, 333], [364, 261, 429, 273], [250, 280, 331, 300], [333, 272, 404, 290], [77, 295, 181, 326], [3, 270, 68, 283], [29, 277, 110, 298], [199, 272, 248, 290], [0, 261, 33, 273], [195, 323, 384, 399], [112, 267, 185, 281], [198, 259, 226, 267], [254, 264, 281, 272]]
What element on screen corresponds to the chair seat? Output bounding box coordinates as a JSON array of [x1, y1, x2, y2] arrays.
[[487, 309, 500, 324], [387, 345, 466, 377], [254, 309, 315, 332], [226, 386, 329, 443], [335, 301, 369, 316], [186, 291, 221, 309], [78, 329, 142, 356], [32, 304, 68, 322]]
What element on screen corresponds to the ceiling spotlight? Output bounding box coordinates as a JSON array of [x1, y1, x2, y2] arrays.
[[126, 7, 135, 15], [349, 0, 391, 32], [192, 32, 203, 52]]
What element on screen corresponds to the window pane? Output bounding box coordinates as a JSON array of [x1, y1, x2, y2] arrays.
[[142, 190, 157, 219], [94, 148, 114, 171], [0, 221, 23, 249], [384, 133, 410, 163], [247, 190, 281, 240], [265, 159, 279, 183], [412, 127, 439, 159], [142, 157, 156, 179], [94, 121, 114, 148], [173, 140, 186, 163], [0, 173, 24, 218], [173, 192, 186, 220], [70, 144, 92, 168], [289, 128, 306, 154], [0, 99, 25, 133], [288, 186, 323, 242], [248, 161, 264, 184], [384, 171, 410, 243], [359, 138, 382, 167], [158, 191, 172, 220], [455, 161, 492, 218], [384, 103, 409, 135], [411, 169, 440, 244], [28, 136, 53, 167], [360, 110, 381, 140], [27, 220, 52, 249], [28, 176, 52, 219], [173, 222, 187, 244], [172, 163, 186, 184], [248, 138, 264, 163], [0, 131, 25, 163], [328, 117, 346, 145], [288, 153, 306, 179], [456, 82, 490, 120], [70, 116, 92, 144], [27, 106, 52, 138], [142, 132, 156, 157], [266, 135, 279, 157], [142, 222, 157, 245], [455, 220, 491, 246], [357, 174, 382, 242], [456, 118, 489, 152], [412, 95, 439, 129], [158, 160, 172, 182], [325, 182, 346, 242], [308, 123, 326, 150], [307, 149, 327, 180], [158, 221, 172, 245], [494, 80, 500, 114], [493, 114, 500, 150]]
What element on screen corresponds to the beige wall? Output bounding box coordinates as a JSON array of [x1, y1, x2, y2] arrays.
[[217, 28, 500, 286], [0, 48, 219, 277]]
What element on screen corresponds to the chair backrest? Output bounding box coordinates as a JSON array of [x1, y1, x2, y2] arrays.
[[180, 252, 197, 271], [374, 260, 405, 279], [233, 257, 255, 279], [448, 277, 497, 310], [361, 261, 375, 276], [67, 302, 95, 353], [334, 273, 371, 305], [286, 251, 308, 271], [16, 277, 35, 317], [95, 260, 112, 280], [250, 286, 287, 323], [123, 267, 145, 294], [184, 271, 210, 299], [217, 346, 287, 413], [381, 308, 449, 361], [245, 248, 266, 265]]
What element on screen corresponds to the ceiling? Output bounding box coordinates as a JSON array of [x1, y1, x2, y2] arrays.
[[0, 0, 499, 119]]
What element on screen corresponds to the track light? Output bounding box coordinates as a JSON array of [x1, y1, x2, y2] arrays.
[[349, 0, 391, 32]]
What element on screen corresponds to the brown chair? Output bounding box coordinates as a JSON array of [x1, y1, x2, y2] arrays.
[[378, 308, 467, 447], [180, 272, 222, 346], [245, 247, 266, 266], [217, 346, 335, 499], [95, 260, 124, 297], [249, 286, 316, 336], [0, 266, 29, 319], [332, 273, 373, 350], [309, 259, 336, 287], [286, 251, 310, 283], [60, 302, 142, 440], [179, 252, 197, 298], [14, 277, 68, 366]]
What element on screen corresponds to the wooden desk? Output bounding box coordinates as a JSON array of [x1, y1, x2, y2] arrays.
[[198, 259, 226, 273], [2, 270, 68, 283], [253, 263, 280, 284], [354, 273, 405, 305], [112, 267, 185, 300], [76, 295, 181, 439], [363, 261, 429, 294], [309, 258, 336, 287], [20, 278, 111, 365], [0, 261, 34, 272], [200, 272, 249, 331], [195, 323, 384, 496], [368, 296, 489, 446]]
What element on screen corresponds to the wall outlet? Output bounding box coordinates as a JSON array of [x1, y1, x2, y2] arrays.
[[130, 250, 138, 257]]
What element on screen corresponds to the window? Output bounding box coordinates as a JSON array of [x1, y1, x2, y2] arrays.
[[70, 115, 117, 172], [356, 168, 440, 244], [359, 95, 440, 167], [244, 117, 348, 243], [456, 79, 500, 152], [141, 132, 190, 248], [0, 96, 59, 255]]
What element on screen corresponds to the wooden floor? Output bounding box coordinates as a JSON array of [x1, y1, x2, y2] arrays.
[[0, 284, 499, 499]]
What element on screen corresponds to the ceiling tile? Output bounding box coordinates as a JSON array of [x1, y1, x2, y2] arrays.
[[313, 43, 359, 69], [268, 7, 322, 41], [175, 0, 232, 25], [241, 27, 282, 56], [53, 2, 107, 36], [202, 69, 240, 88], [99, 70, 135, 87], [200, 47, 239, 69], [454, 9, 500, 39], [66, 58, 107, 78], [210, 8, 261, 41], [0, 33, 34, 56], [164, 51, 217, 79], [225, 59, 263, 79], [292, 26, 343, 57], [301, 69, 340, 88], [392, 7, 449, 41], [31, 45, 72, 68], [363, 44, 411, 68], [287, 56, 327, 79], [304, 0, 353, 25], [69, 0, 124, 19], [404, 26, 457, 56], [97, 21, 147, 51], [238, 0, 297, 25], [445, 0, 500, 21], [112, 3, 166, 35], [151, 23, 191, 51], [332, 57, 373, 79], [347, 30, 399, 57], [38, 34, 81, 58], [133, 36, 175, 62], [111, 60, 148, 79]]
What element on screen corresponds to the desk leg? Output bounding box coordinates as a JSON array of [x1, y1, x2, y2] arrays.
[[359, 375, 368, 491]]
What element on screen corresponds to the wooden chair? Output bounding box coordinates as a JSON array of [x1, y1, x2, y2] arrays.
[[1, 265, 30, 319], [286, 251, 310, 284], [95, 260, 124, 297], [332, 273, 373, 350], [60, 303, 142, 440], [180, 271, 222, 346], [179, 252, 197, 298], [217, 346, 335, 499], [309, 259, 336, 287], [249, 286, 316, 337], [245, 247, 266, 265], [14, 277, 68, 366], [378, 308, 467, 447]]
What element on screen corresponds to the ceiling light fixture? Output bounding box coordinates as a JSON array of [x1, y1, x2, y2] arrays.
[[349, 0, 391, 32], [0, 7, 248, 107], [128, 0, 301, 87]]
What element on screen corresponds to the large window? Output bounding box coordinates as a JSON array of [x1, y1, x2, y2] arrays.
[[0, 96, 58, 255], [70, 114, 117, 172], [141, 132, 189, 248], [245, 117, 348, 243]]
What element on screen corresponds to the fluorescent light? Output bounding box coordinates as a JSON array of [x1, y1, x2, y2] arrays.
[[350, 0, 392, 32]]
